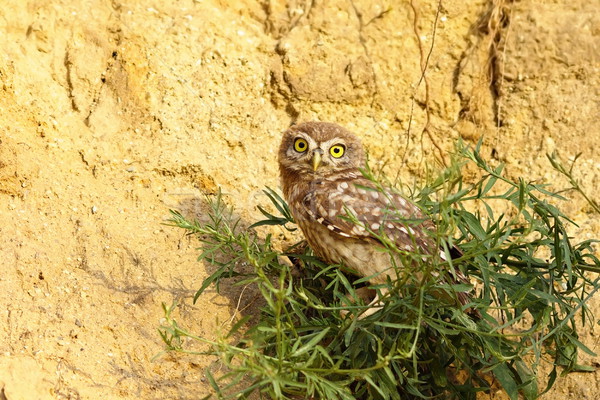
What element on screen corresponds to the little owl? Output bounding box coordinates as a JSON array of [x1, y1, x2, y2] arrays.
[[278, 121, 470, 317]]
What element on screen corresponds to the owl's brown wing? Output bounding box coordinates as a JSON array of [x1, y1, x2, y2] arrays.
[[300, 177, 473, 304], [300, 177, 436, 255]]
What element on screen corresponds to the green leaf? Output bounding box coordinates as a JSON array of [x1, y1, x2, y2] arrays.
[[480, 167, 501, 196], [515, 360, 538, 400], [226, 315, 251, 338], [541, 366, 558, 395], [364, 374, 387, 399], [291, 328, 331, 358], [205, 368, 220, 394], [461, 211, 487, 241], [492, 363, 519, 400], [194, 266, 226, 302], [374, 321, 418, 330]]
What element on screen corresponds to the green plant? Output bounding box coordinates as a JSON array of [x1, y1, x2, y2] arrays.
[[161, 141, 600, 399]]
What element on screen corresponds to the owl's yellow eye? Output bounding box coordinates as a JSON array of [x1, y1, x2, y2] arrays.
[[293, 138, 308, 153], [329, 144, 346, 158]]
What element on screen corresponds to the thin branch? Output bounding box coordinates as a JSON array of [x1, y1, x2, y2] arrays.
[[408, 0, 447, 166]]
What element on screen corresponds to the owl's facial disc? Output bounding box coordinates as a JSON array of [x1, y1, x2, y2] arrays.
[[279, 123, 363, 177]]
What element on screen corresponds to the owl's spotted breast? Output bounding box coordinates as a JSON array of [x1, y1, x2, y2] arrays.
[[297, 216, 397, 283], [286, 173, 432, 283]]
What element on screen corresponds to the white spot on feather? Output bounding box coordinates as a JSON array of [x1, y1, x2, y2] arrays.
[[317, 204, 327, 216], [351, 226, 365, 235]]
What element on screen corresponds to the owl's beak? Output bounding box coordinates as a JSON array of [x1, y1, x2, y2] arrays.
[[312, 149, 323, 171]]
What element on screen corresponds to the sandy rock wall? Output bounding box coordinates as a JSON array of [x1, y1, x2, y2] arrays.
[[1, 0, 598, 398]]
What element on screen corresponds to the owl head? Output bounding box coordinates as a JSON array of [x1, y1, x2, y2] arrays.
[[278, 122, 364, 179]]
